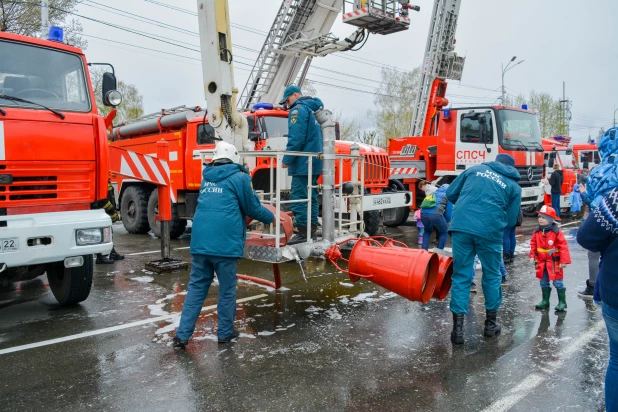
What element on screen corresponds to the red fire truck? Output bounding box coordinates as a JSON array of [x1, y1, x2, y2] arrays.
[[573, 143, 600, 170], [108, 105, 405, 238], [389, 106, 545, 208], [540, 137, 578, 214], [0, 28, 120, 304], [386, 0, 545, 208]]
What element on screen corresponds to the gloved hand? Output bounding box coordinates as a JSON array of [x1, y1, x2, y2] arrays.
[[559, 263, 567, 269]]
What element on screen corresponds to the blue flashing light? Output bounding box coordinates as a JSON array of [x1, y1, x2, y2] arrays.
[[47, 26, 64, 43], [253, 102, 274, 110], [443, 108, 450, 119], [521, 104, 528, 110]]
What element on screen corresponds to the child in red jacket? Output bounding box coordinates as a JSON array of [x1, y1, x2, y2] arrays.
[[530, 206, 572, 311]]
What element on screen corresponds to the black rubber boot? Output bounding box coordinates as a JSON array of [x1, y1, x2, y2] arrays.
[[578, 280, 594, 299], [310, 223, 319, 238], [218, 330, 240, 344], [109, 248, 125, 261], [451, 313, 464, 345], [95, 253, 114, 264], [484, 310, 502, 337], [288, 226, 308, 245], [172, 336, 188, 350], [503, 252, 511, 264]]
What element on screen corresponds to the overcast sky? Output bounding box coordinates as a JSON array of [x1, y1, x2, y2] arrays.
[[76, 0, 618, 143]]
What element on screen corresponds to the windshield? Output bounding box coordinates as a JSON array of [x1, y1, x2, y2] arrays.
[[497, 109, 542, 150], [0, 40, 90, 112], [261, 116, 288, 138], [558, 151, 575, 169]]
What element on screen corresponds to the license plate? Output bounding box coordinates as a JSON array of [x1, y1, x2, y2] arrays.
[[1, 238, 18, 252], [373, 197, 392, 206], [524, 189, 535, 197], [0, 174, 12, 184]]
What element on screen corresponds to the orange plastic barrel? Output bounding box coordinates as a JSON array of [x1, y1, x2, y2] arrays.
[[433, 254, 453, 300], [347, 239, 440, 303]]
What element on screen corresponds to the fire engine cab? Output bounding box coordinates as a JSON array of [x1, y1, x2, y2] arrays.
[[0, 28, 118, 304]]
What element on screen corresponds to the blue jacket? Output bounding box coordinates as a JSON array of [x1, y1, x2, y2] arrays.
[[282, 96, 324, 176], [587, 127, 618, 208], [570, 183, 583, 213], [421, 184, 453, 223], [190, 163, 274, 258], [446, 161, 522, 242], [577, 187, 618, 310]]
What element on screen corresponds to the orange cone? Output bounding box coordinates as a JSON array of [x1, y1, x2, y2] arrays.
[[433, 254, 453, 300], [327, 238, 439, 304]]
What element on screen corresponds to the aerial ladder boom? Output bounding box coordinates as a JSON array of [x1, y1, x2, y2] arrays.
[[407, 0, 464, 137], [196, 0, 249, 152], [239, 0, 416, 110]]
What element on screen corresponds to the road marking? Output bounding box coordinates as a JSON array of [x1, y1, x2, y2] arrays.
[[126, 250, 160, 256], [0, 294, 268, 356], [481, 321, 604, 412], [174, 246, 191, 250]]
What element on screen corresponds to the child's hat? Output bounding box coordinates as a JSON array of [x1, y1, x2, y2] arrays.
[[538, 205, 561, 222]]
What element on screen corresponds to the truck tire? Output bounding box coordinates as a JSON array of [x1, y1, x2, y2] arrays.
[[147, 190, 187, 239], [363, 210, 381, 236], [46, 255, 93, 305], [121, 185, 152, 234], [522, 203, 542, 217], [383, 179, 410, 227]]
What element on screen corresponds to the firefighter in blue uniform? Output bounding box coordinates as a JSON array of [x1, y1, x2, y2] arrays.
[[446, 154, 522, 344], [279, 85, 324, 244], [173, 142, 274, 348]]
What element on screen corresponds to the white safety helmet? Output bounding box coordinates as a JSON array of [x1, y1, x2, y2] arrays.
[[212, 141, 240, 164]]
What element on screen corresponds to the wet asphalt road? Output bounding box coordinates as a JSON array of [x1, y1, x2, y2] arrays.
[[0, 217, 609, 411]]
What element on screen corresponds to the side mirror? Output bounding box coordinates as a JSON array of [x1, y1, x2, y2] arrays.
[[478, 116, 488, 143], [248, 131, 261, 141], [566, 148, 573, 155], [335, 122, 341, 140], [102, 72, 122, 107]]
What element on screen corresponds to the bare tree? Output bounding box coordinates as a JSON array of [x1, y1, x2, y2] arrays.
[[356, 130, 380, 147], [0, 0, 86, 49], [300, 78, 317, 97], [505, 91, 568, 137], [370, 67, 421, 144], [89, 67, 144, 124], [331, 108, 360, 141]]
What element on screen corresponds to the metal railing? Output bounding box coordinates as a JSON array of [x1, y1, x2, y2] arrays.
[[200, 149, 366, 250]]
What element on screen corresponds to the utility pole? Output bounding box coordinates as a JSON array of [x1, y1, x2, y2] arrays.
[[613, 105, 617, 127], [559, 81, 572, 136], [40, 0, 49, 39], [501, 56, 524, 105]]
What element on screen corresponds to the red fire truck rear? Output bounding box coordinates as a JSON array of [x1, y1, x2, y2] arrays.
[[108, 104, 407, 238], [0, 28, 120, 304]]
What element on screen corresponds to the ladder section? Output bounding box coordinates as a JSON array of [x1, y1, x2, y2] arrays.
[[408, 0, 464, 136], [239, 0, 319, 111]]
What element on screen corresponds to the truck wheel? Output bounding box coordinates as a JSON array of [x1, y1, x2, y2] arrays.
[[148, 190, 187, 239], [121, 186, 152, 234], [363, 210, 381, 236], [383, 180, 410, 227], [46, 255, 93, 305], [522, 203, 542, 217]]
